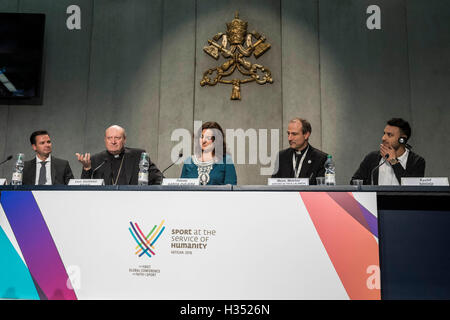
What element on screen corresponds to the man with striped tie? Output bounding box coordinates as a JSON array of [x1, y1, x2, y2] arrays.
[[22, 130, 74, 185]]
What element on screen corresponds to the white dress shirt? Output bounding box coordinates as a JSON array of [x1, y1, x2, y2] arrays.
[[35, 155, 52, 185], [378, 149, 409, 185]]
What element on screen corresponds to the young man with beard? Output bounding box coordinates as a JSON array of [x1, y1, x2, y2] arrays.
[[351, 118, 425, 185]]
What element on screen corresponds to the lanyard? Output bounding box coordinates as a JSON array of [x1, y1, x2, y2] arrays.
[[292, 147, 309, 178]]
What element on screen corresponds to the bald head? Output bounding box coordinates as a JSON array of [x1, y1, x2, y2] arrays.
[[105, 125, 126, 138], [289, 118, 311, 135], [104, 125, 126, 155]]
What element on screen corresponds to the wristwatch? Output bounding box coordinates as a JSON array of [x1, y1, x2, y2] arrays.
[[389, 158, 399, 165]]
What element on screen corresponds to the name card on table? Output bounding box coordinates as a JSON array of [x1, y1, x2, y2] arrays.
[[267, 178, 309, 186], [0, 178, 7, 185], [68, 179, 105, 186], [162, 178, 200, 186], [401, 177, 449, 186]]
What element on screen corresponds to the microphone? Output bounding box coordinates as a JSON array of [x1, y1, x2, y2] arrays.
[[308, 171, 315, 184], [0, 155, 13, 166], [92, 159, 108, 175], [162, 151, 183, 174], [371, 154, 389, 185]]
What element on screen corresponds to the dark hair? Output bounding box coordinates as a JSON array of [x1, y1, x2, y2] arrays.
[[387, 118, 411, 139], [290, 118, 312, 135], [30, 130, 49, 145], [194, 121, 228, 159]]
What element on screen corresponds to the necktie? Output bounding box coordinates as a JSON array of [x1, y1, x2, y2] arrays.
[[38, 161, 47, 185]]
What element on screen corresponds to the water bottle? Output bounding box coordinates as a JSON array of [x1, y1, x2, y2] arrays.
[[324, 155, 336, 186], [138, 152, 150, 185], [11, 153, 25, 185]]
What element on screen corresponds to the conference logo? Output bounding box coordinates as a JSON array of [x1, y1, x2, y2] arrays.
[[128, 220, 165, 258]]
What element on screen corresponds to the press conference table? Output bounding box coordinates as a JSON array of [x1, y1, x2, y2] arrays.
[[1, 185, 449, 300]]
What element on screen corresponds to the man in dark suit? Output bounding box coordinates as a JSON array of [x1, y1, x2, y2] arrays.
[[351, 118, 425, 185], [272, 118, 328, 184], [22, 130, 74, 185], [76, 125, 163, 185]]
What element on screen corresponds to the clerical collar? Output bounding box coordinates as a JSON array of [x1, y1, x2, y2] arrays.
[[294, 145, 309, 157], [108, 149, 125, 159]]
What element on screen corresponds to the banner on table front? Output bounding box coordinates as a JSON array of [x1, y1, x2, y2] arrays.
[[0, 191, 380, 300]]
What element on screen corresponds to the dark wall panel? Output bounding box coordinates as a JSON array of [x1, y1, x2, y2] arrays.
[[2, 0, 92, 179], [85, 0, 162, 166], [195, 0, 282, 184], [157, 0, 196, 178], [319, 0, 411, 184], [407, 0, 450, 179], [281, 0, 321, 150], [0, 0, 18, 177]]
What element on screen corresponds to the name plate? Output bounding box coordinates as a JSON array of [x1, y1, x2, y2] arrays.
[[68, 179, 105, 186], [162, 178, 200, 186], [0, 178, 7, 185], [401, 177, 449, 186], [267, 178, 310, 186]]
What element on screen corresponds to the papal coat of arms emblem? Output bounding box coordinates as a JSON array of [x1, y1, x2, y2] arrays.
[[200, 12, 273, 100]]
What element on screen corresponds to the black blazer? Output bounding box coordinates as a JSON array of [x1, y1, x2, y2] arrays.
[[22, 156, 74, 185], [272, 145, 328, 185], [81, 147, 163, 185], [351, 150, 426, 185]]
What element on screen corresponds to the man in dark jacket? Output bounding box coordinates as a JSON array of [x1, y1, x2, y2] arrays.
[[351, 118, 425, 185], [76, 125, 163, 185], [23, 130, 74, 185], [272, 118, 328, 184]]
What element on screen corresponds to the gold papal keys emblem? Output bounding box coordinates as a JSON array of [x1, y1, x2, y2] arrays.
[[200, 12, 273, 100]]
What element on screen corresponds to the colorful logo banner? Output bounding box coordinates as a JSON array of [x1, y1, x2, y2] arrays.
[[129, 220, 165, 258]]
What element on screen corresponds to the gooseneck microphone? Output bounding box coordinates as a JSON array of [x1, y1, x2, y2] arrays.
[[371, 153, 389, 185], [92, 158, 108, 175], [162, 151, 183, 174], [0, 155, 13, 166], [308, 171, 315, 185]]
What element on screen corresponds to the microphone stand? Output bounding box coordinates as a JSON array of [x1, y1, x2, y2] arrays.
[[91, 159, 108, 176], [162, 152, 183, 175], [371, 154, 389, 185], [0, 155, 13, 166]]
